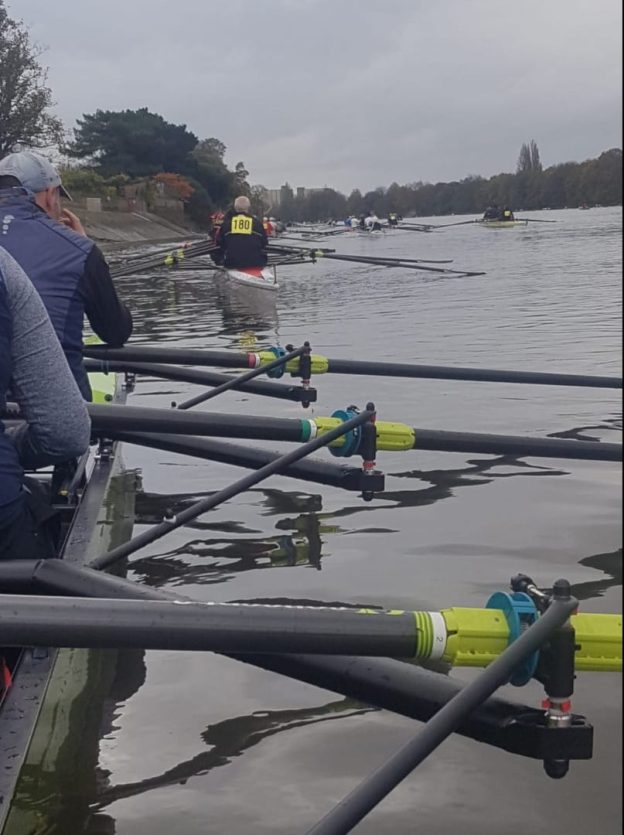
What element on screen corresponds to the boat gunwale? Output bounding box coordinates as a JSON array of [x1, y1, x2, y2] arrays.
[[0, 374, 125, 831]]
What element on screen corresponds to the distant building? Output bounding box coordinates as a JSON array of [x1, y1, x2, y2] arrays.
[[265, 185, 325, 204], [266, 189, 282, 207], [280, 184, 294, 203]]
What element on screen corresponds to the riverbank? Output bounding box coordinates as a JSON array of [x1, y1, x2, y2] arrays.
[[80, 208, 198, 244]]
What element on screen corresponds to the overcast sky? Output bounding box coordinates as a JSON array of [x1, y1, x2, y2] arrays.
[[12, 0, 623, 193]]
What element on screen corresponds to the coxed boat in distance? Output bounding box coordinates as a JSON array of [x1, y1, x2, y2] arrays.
[[0, 370, 136, 833], [220, 264, 279, 291]]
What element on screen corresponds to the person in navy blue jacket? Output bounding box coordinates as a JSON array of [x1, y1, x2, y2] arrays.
[[0, 151, 133, 400]]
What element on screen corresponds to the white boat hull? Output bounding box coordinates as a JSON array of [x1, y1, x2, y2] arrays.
[[221, 265, 278, 291]]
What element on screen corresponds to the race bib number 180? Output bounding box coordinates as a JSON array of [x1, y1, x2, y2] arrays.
[[232, 215, 253, 234]]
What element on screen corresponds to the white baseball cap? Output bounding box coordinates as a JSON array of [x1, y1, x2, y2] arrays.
[[0, 151, 72, 199]]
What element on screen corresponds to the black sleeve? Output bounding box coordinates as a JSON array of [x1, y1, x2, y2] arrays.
[[254, 217, 268, 248], [81, 245, 133, 347], [219, 215, 232, 239]]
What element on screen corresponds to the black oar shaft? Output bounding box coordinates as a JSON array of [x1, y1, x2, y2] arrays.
[[83, 360, 313, 403], [88, 402, 621, 462], [89, 408, 373, 569], [306, 596, 576, 835], [269, 244, 450, 264], [89, 402, 304, 442], [236, 652, 590, 760], [1, 560, 590, 763], [269, 244, 478, 274], [175, 345, 305, 410], [413, 428, 621, 462], [317, 252, 483, 276], [85, 345, 622, 389], [85, 345, 247, 368], [108, 432, 383, 493], [0, 594, 417, 657], [432, 219, 478, 228], [111, 240, 217, 277], [327, 358, 623, 389]]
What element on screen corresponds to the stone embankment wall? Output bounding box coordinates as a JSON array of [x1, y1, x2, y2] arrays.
[[79, 208, 197, 244]]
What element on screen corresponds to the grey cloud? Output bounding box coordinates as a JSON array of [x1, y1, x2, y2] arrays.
[[13, 0, 622, 193]]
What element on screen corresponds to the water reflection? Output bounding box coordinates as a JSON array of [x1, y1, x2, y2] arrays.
[[213, 274, 280, 338], [127, 446, 589, 590], [571, 548, 623, 601], [130, 505, 330, 587], [89, 699, 371, 813], [6, 649, 146, 835]]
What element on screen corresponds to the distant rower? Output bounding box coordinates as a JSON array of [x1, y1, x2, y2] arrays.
[[483, 204, 515, 222], [364, 212, 383, 232], [214, 196, 268, 268]]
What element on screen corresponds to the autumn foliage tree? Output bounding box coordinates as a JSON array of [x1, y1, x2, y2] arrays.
[[153, 172, 195, 201]]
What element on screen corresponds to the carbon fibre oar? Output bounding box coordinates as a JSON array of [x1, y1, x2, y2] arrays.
[[83, 344, 623, 389], [88, 402, 623, 462], [108, 238, 199, 265], [322, 357, 623, 389], [106, 431, 384, 493], [306, 591, 578, 835], [0, 589, 616, 670], [111, 239, 218, 278], [89, 406, 375, 568], [357, 255, 453, 265], [425, 218, 480, 228], [83, 359, 316, 404], [431, 218, 558, 229], [269, 243, 453, 264], [514, 217, 558, 223], [174, 344, 308, 410], [269, 243, 462, 269], [384, 224, 437, 232], [290, 250, 484, 276], [0, 560, 596, 765]]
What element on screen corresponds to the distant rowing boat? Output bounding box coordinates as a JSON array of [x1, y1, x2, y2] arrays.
[[479, 219, 529, 229], [355, 227, 385, 235], [220, 265, 279, 291]]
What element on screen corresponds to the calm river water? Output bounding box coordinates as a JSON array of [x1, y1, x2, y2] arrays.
[[50, 209, 624, 833]]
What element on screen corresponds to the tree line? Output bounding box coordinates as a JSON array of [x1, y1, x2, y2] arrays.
[[1, 1, 621, 229], [264, 143, 622, 222]]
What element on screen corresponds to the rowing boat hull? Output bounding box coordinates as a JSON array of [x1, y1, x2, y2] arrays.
[[0, 372, 136, 833], [479, 220, 528, 229], [220, 265, 279, 291]]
